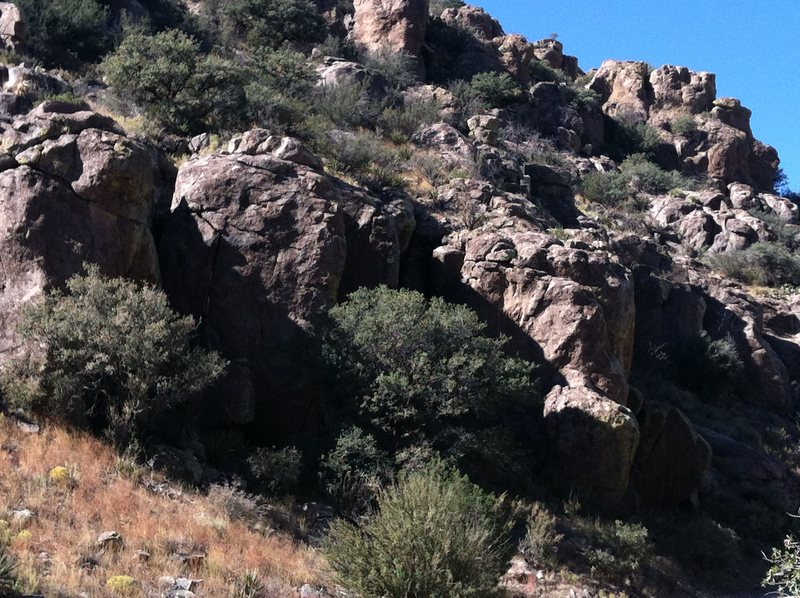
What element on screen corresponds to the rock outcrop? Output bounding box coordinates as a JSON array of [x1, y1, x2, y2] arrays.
[[159, 133, 410, 435], [0, 2, 25, 51], [0, 102, 163, 356], [353, 0, 429, 56]]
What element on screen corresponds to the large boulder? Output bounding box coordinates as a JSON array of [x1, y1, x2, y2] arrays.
[[589, 60, 652, 122], [352, 0, 429, 56], [0, 103, 162, 357], [439, 5, 503, 40], [544, 385, 640, 509], [649, 65, 716, 117], [159, 144, 407, 435], [631, 402, 712, 508], [0, 2, 25, 51]]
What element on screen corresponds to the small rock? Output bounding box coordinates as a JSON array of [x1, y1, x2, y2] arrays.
[[135, 550, 151, 563], [96, 531, 124, 552], [9, 508, 33, 530]]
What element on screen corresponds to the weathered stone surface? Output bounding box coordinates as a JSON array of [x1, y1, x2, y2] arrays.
[[544, 385, 639, 508], [0, 2, 25, 51], [353, 0, 429, 56], [159, 145, 407, 435], [631, 402, 712, 508], [316, 59, 389, 97], [589, 60, 652, 122], [0, 104, 162, 357], [649, 65, 716, 116], [440, 5, 503, 40], [493, 34, 536, 85]]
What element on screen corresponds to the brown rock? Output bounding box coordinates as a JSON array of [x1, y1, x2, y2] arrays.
[[352, 0, 429, 56], [0, 2, 25, 51], [440, 5, 503, 40], [159, 148, 407, 435], [544, 385, 640, 509], [0, 107, 162, 358], [492, 34, 536, 84], [589, 60, 652, 122], [649, 65, 716, 116]]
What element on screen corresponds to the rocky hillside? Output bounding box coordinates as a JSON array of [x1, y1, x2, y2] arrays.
[[0, 0, 799, 596]]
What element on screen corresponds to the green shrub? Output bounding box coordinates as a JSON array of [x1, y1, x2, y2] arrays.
[[362, 50, 419, 90], [17, 0, 111, 66], [671, 114, 698, 136], [581, 154, 688, 207], [322, 460, 512, 598], [520, 503, 564, 569], [322, 286, 537, 485], [102, 29, 245, 134], [586, 520, 652, 578], [320, 427, 390, 514], [764, 534, 800, 597], [750, 209, 800, 250], [469, 71, 522, 108], [247, 446, 302, 495], [567, 87, 601, 111], [233, 570, 264, 598], [671, 332, 744, 400], [3, 265, 226, 449], [211, 0, 326, 50], [378, 98, 441, 140], [243, 47, 317, 130], [315, 81, 387, 130], [707, 241, 800, 287], [0, 542, 17, 596], [529, 60, 565, 84], [604, 113, 661, 160]]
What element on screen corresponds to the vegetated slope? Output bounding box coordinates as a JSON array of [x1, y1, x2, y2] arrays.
[[0, 415, 321, 596], [0, 0, 799, 596]]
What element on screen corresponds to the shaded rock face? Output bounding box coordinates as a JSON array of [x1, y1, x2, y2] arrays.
[[631, 402, 712, 508], [159, 140, 408, 435], [0, 102, 162, 356], [544, 385, 639, 509], [353, 0, 429, 56]]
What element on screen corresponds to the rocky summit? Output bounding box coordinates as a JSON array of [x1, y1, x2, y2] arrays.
[[0, 1, 798, 597]]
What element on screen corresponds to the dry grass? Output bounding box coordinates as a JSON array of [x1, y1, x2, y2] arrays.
[[0, 415, 321, 597]]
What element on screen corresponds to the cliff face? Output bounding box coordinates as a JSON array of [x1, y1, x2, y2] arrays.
[[1, 0, 799, 594]]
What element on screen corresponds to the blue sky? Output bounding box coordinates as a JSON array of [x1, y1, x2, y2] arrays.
[[475, 1, 800, 191]]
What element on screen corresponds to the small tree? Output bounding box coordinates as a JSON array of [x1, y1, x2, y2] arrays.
[[3, 265, 226, 449], [322, 460, 512, 597], [322, 286, 537, 486], [17, 0, 111, 66], [469, 71, 522, 107], [764, 534, 800, 597], [102, 29, 245, 134]]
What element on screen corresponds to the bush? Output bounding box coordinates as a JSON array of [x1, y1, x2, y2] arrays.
[[581, 154, 688, 207], [671, 114, 698, 136], [3, 265, 226, 449], [0, 542, 17, 596], [529, 60, 566, 84], [314, 81, 387, 130], [707, 241, 800, 287], [322, 460, 512, 597], [378, 97, 441, 140], [247, 447, 302, 495], [320, 427, 390, 514], [469, 71, 522, 108], [211, 0, 326, 50], [604, 113, 661, 161], [17, 0, 111, 66], [586, 520, 652, 578], [322, 286, 537, 485], [671, 332, 744, 400], [243, 47, 317, 130], [102, 29, 245, 134], [764, 534, 800, 597], [520, 503, 564, 569], [362, 49, 420, 90]]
